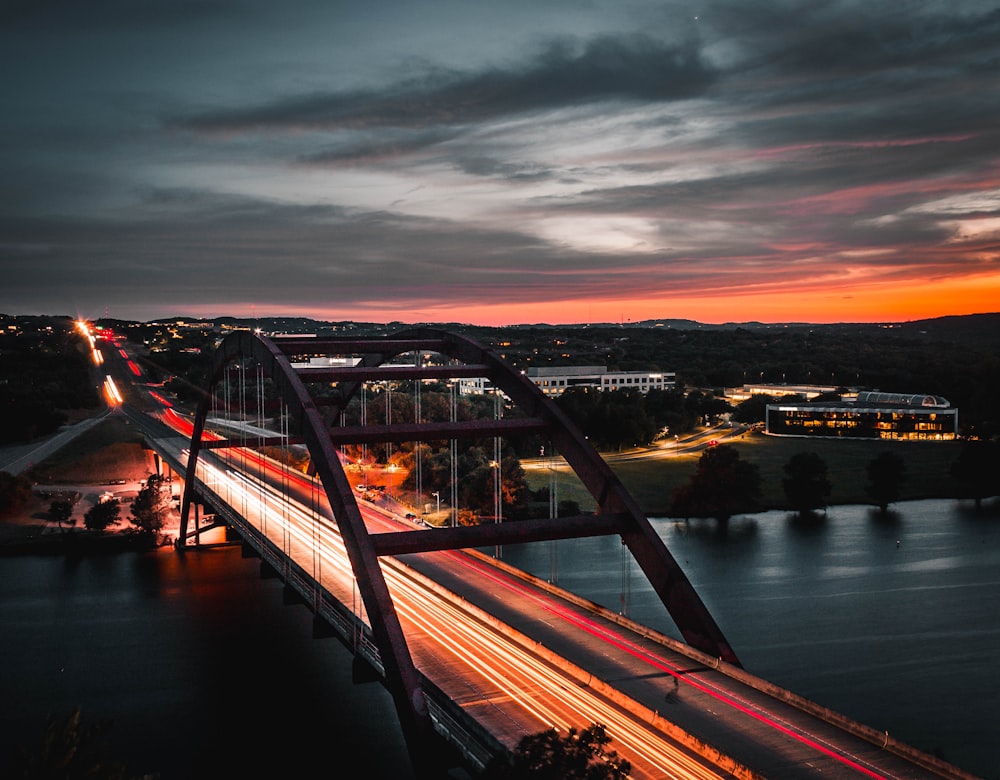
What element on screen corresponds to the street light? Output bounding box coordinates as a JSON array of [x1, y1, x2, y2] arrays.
[[432, 491, 440, 515], [675, 434, 679, 455], [490, 459, 502, 558]]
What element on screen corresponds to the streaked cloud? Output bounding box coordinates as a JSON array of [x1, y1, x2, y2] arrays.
[[1, 0, 997, 324]]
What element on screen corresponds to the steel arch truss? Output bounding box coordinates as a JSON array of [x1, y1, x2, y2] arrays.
[[179, 327, 739, 768]]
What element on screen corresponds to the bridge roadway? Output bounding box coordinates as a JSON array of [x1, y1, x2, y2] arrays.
[[128, 411, 974, 780]]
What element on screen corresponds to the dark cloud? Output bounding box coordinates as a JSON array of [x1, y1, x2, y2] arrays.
[[703, 2, 1000, 74], [1, 0, 236, 28], [178, 33, 717, 134], [299, 129, 461, 167], [452, 156, 555, 182], [1, 1, 997, 323]]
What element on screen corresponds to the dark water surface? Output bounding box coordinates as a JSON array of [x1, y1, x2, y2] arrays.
[[0, 547, 416, 779], [503, 497, 999, 780], [2, 498, 997, 779]]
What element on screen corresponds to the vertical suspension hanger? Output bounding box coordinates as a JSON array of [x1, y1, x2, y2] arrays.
[[620, 537, 630, 617], [361, 382, 368, 488], [385, 380, 391, 497], [414, 356, 422, 515], [281, 398, 290, 557], [549, 442, 558, 584], [256, 360, 266, 539], [493, 388, 502, 559], [449, 377, 458, 527]]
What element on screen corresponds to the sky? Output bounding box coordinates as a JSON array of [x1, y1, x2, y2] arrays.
[[2, 0, 999, 326]]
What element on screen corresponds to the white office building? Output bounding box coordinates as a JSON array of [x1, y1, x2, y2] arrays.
[[460, 365, 675, 397]]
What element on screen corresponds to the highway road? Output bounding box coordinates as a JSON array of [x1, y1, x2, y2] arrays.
[[135, 410, 969, 780], [96, 330, 974, 780]]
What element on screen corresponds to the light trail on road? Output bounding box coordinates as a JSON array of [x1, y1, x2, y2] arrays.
[[179, 448, 736, 779], [449, 553, 892, 779]]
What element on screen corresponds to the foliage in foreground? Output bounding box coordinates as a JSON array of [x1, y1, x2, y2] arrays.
[[865, 451, 907, 513], [0, 471, 34, 517], [782, 451, 832, 514], [482, 723, 631, 780], [129, 474, 172, 533], [670, 444, 761, 521], [4, 706, 143, 780]]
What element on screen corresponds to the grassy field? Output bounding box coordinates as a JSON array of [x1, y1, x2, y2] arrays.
[[527, 432, 966, 517], [26, 414, 154, 485]]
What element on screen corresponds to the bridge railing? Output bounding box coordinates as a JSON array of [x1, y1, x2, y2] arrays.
[[188, 477, 508, 771]]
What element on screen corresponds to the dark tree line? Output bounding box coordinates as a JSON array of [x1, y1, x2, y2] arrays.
[[0, 315, 100, 444], [471, 317, 1000, 440], [483, 723, 631, 780], [108, 314, 1000, 441], [89, 312, 1000, 438], [668, 443, 996, 521], [555, 387, 731, 451]]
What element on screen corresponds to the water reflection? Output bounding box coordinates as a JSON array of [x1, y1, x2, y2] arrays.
[[510, 498, 998, 778]]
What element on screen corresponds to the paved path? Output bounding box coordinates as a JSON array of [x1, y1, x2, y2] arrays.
[[0, 410, 110, 476]]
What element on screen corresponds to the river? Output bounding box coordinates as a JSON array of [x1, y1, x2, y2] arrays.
[[1, 498, 997, 779]]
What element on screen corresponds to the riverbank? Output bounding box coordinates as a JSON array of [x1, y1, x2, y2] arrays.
[[529, 431, 971, 516], [2, 413, 983, 553], [0, 413, 177, 554]]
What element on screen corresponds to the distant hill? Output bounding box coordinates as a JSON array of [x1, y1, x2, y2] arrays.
[[135, 312, 1000, 343], [892, 313, 1000, 350]]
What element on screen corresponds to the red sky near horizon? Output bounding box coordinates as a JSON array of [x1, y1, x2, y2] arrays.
[[2, 3, 998, 326]]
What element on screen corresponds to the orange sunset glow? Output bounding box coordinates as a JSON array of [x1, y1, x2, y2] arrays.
[[2, 2, 997, 326]]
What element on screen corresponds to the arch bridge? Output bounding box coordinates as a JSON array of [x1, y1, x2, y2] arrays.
[[179, 327, 737, 775]]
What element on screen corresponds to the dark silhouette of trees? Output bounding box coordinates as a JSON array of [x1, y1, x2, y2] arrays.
[[0, 471, 33, 517], [130, 474, 172, 534], [732, 394, 778, 424], [6, 706, 133, 780], [670, 444, 761, 521], [483, 723, 631, 779], [0, 315, 100, 445], [950, 441, 1000, 510], [49, 498, 73, 529], [866, 452, 907, 514], [782, 452, 832, 514], [555, 387, 733, 450], [85, 498, 121, 532], [556, 388, 657, 451], [643, 387, 698, 436]]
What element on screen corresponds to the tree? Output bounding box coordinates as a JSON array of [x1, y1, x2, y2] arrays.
[[130, 474, 172, 534], [949, 441, 1000, 510], [732, 394, 777, 425], [84, 498, 121, 532], [782, 452, 832, 514], [49, 499, 73, 530], [10, 706, 130, 780], [483, 723, 631, 780], [0, 470, 33, 517], [670, 444, 761, 521], [866, 452, 907, 514]]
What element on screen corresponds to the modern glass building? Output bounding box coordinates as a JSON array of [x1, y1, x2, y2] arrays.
[[460, 366, 676, 397], [766, 390, 958, 440]]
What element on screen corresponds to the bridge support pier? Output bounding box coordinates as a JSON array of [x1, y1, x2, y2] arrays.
[[282, 584, 306, 606], [312, 616, 337, 639]]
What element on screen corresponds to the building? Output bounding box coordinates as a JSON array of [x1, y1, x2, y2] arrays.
[[725, 383, 841, 402], [460, 365, 676, 397], [765, 390, 958, 441]]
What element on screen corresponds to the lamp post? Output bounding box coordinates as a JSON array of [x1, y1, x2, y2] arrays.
[[432, 491, 440, 515], [490, 459, 501, 558], [675, 434, 680, 455]]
